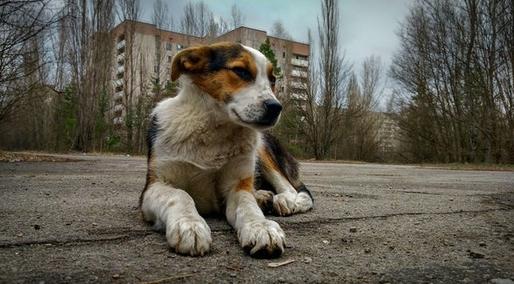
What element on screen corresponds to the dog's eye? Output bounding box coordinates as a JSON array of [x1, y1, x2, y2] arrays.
[[231, 67, 253, 81]]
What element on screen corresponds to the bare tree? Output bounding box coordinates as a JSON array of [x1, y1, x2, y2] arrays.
[[339, 57, 384, 161], [180, 1, 212, 37], [391, 0, 514, 163], [315, 0, 349, 159], [0, 0, 59, 122], [152, 0, 171, 30], [230, 4, 245, 29], [271, 20, 291, 39]]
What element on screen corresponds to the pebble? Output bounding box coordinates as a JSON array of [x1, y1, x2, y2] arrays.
[[322, 240, 329, 244], [112, 274, 120, 279], [229, 273, 236, 277], [467, 250, 485, 259], [364, 248, 371, 254], [92, 223, 98, 227], [34, 225, 41, 230], [479, 241, 486, 247], [349, 227, 357, 233], [16, 233, 23, 237], [303, 256, 312, 263]]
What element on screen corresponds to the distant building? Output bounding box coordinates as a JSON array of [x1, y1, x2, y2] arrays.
[[377, 112, 400, 156], [110, 20, 309, 126]]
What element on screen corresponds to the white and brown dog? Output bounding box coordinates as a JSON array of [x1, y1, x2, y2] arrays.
[[140, 42, 313, 258]]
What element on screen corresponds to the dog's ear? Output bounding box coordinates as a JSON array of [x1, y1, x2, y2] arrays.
[[171, 46, 210, 81]]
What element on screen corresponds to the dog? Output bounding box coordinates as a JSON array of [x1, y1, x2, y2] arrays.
[[140, 42, 313, 258]]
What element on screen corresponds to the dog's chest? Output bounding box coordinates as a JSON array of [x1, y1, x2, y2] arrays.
[[157, 113, 257, 170]]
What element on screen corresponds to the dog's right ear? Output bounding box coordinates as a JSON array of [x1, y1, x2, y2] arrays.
[[171, 46, 210, 81]]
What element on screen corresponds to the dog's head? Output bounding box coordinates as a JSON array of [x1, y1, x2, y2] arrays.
[[171, 42, 282, 130]]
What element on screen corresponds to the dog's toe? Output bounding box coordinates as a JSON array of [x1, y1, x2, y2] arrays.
[[166, 216, 212, 256], [238, 219, 285, 258]]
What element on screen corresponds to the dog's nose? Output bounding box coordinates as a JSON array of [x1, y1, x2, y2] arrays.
[[260, 99, 283, 125]]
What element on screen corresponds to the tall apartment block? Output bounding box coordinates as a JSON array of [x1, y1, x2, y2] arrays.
[[111, 20, 309, 126]]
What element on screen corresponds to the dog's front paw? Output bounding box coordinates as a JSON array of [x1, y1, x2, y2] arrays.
[[254, 190, 274, 213], [166, 216, 212, 256], [238, 219, 285, 258], [273, 191, 313, 216]]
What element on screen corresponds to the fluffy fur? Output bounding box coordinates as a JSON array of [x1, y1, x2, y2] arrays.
[[140, 42, 313, 258]]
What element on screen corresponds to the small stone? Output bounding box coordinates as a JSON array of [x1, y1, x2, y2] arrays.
[[112, 274, 120, 279], [92, 223, 98, 227], [322, 240, 329, 244], [303, 256, 312, 263], [65, 276, 71, 281], [467, 250, 485, 259], [34, 225, 41, 230], [16, 233, 23, 237], [349, 227, 357, 233], [449, 198, 454, 201], [479, 242, 486, 247], [364, 248, 371, 254], [388, 246, 395, 250], [229, 273, 236, 277]]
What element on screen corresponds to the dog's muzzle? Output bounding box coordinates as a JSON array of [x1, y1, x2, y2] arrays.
[[258, 99, 282, 126]]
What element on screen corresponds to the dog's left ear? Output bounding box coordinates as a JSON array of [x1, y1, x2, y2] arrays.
[[171, 46, 210, 81]]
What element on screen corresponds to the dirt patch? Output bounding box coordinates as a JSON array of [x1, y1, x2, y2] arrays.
[[0, 151, 79, 162]]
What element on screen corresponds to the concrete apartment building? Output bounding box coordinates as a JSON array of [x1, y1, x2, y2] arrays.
[[111, 20, 309, 126]]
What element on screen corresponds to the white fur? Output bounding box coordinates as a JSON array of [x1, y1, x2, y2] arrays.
[[141, 44, 288, 256]]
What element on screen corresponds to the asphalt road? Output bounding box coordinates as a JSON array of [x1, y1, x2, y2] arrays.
[[0, 154, 513, 283]]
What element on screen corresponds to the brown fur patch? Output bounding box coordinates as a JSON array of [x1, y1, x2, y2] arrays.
[[236, 176, 254, 192], [171, 42, 258, 102], [192, 69, 251, 102], [259, 148, 280, 172]]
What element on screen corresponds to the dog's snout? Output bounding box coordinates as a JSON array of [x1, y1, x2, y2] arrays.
[[260, 99, 282, 126]]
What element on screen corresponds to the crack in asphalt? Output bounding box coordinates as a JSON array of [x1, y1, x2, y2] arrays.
[[1, 207, 510, 249], [281, 207, 513, 228]]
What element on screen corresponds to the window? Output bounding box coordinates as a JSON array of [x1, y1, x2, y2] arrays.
[[166, 43, 172, 50], [282, 52, 285, 58], [167, 56, 171, 63], [154, 65, 158, 73], [177, 44, 183, 50]]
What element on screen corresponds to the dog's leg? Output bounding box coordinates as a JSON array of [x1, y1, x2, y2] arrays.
[[141, 181, 211, 256], [220, 157, 286, 258], [259, 150, 313, 216]]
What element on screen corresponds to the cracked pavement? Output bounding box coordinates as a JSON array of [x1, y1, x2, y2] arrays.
[[0, 154, 513, 283]]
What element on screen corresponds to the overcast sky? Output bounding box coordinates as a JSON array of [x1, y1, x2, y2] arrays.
[[139, 0, 413, 73]]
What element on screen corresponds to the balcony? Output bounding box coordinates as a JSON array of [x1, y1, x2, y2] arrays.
[[114, 91, 124, 100], [117, 53, 125, 64], [291, 69, 308, 78], [113, 79, 123, 88], [116, 40, 126, 50], [291, 58, 308, 67], [113, 104, 123, 113], [116, 65, 124, 75], [289, 80, 306, 89], [113, 117, 124, 125]]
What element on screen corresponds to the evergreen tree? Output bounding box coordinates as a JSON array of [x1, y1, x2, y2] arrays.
[[259, 38, 281, 76]]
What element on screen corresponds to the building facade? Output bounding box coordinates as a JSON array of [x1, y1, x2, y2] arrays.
[[110, 20, 309, 127]]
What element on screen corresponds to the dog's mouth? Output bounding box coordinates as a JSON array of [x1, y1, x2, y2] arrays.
[[231, 109, 276, 129]]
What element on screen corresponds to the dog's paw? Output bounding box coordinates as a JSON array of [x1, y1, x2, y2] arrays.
[[254, 190, 274, 213], [273, 191, 313, 216], [166, 216, 212, 256], [238, 219, 285, 258]]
